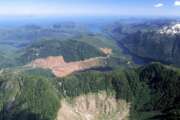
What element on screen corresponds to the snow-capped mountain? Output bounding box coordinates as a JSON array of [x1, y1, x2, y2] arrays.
[[159, 23, 180, 35]]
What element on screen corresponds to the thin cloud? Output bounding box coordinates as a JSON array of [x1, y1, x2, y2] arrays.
[[174, 1, 180, 6], [154, 3, 164, 8]]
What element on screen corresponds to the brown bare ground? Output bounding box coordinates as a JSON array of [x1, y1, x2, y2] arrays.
[[57, 92, 130, 120], [100, 48, 112, 55], [28, 56, 107, 77]]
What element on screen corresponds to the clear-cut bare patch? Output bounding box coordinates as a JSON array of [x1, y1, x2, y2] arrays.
[[27, 56, 107, 77]]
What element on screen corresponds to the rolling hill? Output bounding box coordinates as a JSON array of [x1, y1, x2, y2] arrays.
[[18, 39, 105, 65]]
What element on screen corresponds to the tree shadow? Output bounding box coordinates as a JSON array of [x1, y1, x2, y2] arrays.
[[0, 107, 48, 120]]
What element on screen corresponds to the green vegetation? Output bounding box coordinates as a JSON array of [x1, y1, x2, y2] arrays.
[[0, 53, 16, 68], [24, 68, 55, 78], [0, 62, 180, 120], [56, 72, 114, 99], [19, 39, 105, 64], [0, 24, 125, 68], [0, 72, 60, 120], [77, 34, 123, 56], [54, 62, 180, 119], [0, 20, 180, 120], [111, 22, 180, 66]]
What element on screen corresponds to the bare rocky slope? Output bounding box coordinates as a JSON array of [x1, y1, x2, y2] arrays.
[[57, 92, 130, 120]]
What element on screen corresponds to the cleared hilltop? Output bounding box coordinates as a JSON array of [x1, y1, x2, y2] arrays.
[[27, 55, 108, 77]]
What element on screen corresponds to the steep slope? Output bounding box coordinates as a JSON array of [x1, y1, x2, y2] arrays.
[[0, 72, 60, 120], [110, 22, 180, 66], [123, 31, 180, 65], [159, 23, 180, 35], [55, 71, 132, 120], [1, 63, 180, 120], [57, 92, 130, 120], [139, 63, 180, 110]]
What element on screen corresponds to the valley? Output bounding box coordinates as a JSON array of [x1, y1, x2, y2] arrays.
[[108, 21, 180, 66], [0, 18, 180, 120]]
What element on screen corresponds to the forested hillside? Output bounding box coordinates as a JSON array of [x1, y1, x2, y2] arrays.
[[0, 63, 179, 120], [121, 31, 180, 66], [18, 39, 105, 65], [0, 19, 180, 120], [109, 21, 180, 66]]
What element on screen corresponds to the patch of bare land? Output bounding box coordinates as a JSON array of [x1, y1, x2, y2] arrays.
[[57, 92, 130, 120], [28, 56, 107, 77], [27, 48, 112, 77], [100, 48, 112, 55]]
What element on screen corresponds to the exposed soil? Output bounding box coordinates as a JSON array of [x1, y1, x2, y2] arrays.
[[57, 92, 130, 120], [28, 56, 107, 77], [100, 48, 112, 55]]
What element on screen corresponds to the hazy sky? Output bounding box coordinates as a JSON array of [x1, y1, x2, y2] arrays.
[[0, 0, 179, 16]]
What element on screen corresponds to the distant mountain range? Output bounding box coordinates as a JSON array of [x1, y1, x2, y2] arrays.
[[110, 20, 180, 66], [0, 18, 180, 120]]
